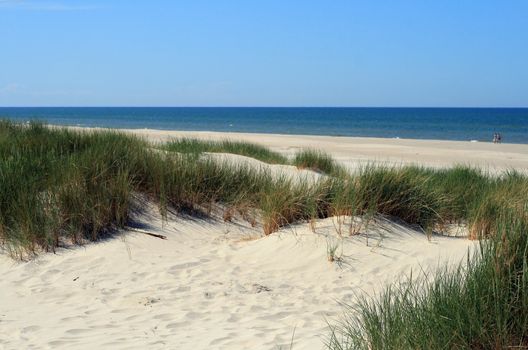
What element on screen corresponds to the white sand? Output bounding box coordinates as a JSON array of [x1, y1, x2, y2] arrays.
[[3, 128, 521, 350], [205, 152, 325, 183], [0, 201, 476, 350]]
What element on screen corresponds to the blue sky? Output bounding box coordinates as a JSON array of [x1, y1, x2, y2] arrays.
[[0, 1, 527, 107]]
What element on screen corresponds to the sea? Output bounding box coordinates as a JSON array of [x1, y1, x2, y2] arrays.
[[1, 107, 527, 144]]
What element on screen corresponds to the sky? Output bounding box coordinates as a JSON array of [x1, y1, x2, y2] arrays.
[[0, 0, 527, 107]]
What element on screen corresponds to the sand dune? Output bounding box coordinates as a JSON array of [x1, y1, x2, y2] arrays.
[[0, 200, 475, 349], [2, 128, 519, 349], [205, 152, 325, 183]]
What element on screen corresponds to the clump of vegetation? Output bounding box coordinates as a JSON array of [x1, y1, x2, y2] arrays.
[[0, 121, 276, 256], [0, 121, 342, 255], [1, 121, 522, 254], [326, 237, 342, 263], [352, 166, 443, 234], [293, 149, 345, 176], [163, 138, 288, 164], [164, 138, 349, 177], [0, 121, 148, 256], [326, 170, 528, 349], [327, 205, 528, 349], [259, 178, 331, 235]]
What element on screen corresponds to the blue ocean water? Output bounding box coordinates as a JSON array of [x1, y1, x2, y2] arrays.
[[1, 107, 527, 144]]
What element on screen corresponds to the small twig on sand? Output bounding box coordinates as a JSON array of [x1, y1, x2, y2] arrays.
[[126, 228, 167, 240]]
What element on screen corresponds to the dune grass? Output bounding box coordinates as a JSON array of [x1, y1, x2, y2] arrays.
[[1, 121, 527, 348], [163, 138, 353, 180], [327, 171, 528, 349], [327, 206, 528, 349], [163, 139, 348, 177], [0, 121, 146, 255], [0, 121, 333, 256], [163, 138, 288, 164], [0, 121, 521, 252], [293, 149, 345, 176]]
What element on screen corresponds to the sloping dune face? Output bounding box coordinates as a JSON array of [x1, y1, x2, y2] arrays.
[[0, 201, 475, 350]]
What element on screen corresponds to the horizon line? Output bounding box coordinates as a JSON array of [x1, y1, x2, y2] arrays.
[[1, 106, 528, 109]]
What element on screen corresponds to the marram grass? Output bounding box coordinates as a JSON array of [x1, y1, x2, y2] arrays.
[[163, 137, 288, 164], [1, 120, 527, 348], [327, 206, 528, 349], [163, 138, 347, 176], [0, 121, 521, 250], [293, 149, 346, 176], [325, 167, 528, 349]]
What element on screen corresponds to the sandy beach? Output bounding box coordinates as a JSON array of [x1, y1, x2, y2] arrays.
[[1, 128, 526, 349]]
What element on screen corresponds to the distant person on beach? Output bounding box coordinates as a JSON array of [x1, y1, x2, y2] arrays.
[[493, 133, 503, 144]]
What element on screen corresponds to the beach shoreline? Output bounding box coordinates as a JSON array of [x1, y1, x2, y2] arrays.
[[4, 106, 528, 144]]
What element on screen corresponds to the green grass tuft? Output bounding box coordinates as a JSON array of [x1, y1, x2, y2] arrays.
[[293, 149, 345, 176], [162, 138, 288, 164]]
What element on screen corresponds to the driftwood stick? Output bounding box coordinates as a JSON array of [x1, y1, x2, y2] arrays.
[[126, 228, 167, 240]]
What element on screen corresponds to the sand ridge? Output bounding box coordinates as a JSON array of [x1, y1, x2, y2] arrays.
[[0, 200, 476, 349]]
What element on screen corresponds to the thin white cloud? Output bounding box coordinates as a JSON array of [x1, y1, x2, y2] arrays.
[[0, 83, 23, 93], [0, 1, 99, 11]]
